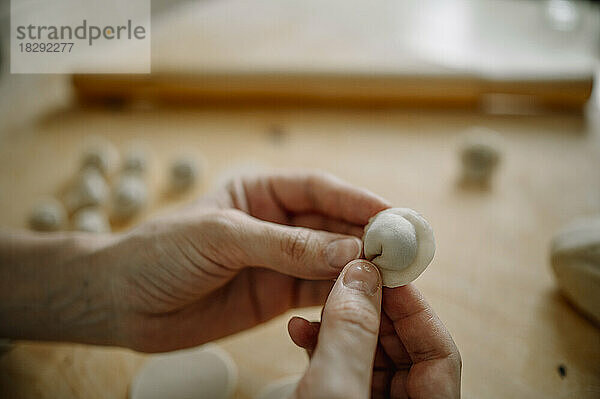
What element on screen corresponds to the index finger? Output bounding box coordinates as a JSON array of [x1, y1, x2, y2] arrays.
[[265, 171, 391, 225], [383, 284, 459, 364]]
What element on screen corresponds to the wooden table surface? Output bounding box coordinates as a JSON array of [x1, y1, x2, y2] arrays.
[[0, 104, 599, 398]]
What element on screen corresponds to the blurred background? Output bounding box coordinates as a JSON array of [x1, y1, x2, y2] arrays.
[[0, 0, 599, 398]]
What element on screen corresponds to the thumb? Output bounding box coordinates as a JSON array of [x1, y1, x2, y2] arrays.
[[235, 213, 362, 279], [297, 260, 382, 398]]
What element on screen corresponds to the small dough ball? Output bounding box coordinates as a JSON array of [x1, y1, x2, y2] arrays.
[[129, 344, 237, 399], [550, 217, 600, 324], [28, 198, 67, 232], [112, 175, 148, 220], [65, 168, 109, 212], [363, 208, 435, 287], [72, 207, 110, 233], [80, 138, 119, 177], [169, 157, 199, 192], [459, 127, 502, 185], [122, 147, 148, 175]]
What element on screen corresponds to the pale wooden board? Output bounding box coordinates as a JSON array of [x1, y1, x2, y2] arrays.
[[0, 106, 599, 398]]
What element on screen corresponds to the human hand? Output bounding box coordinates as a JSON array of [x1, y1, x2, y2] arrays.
[[107, 172, 389, 352], [288, 260, 461, 399]]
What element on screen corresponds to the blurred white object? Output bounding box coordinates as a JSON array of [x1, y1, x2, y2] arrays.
[[122, 146, 148, 176], [72, 207, 110, 233], [545, 0, 580, 32], [28, 198, 67, 232], [130, 344, 237, 399], [81, 138, 120, 177], [65, 168, 109, 212], [550, 217, 600, 324], [152, 0, 599, 80], [112, 175, 148, 220]]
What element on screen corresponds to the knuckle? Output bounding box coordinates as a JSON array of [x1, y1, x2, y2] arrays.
[[281, 228, 314, 262], [327, 299, 379, 337], [198, 210, 246, 263]]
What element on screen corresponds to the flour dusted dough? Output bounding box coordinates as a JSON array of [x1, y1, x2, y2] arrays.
[[28, 198, 67, 232], [550, 217, 600, 324], [72, 207, 110, 233], [363, 208, 435, 287], [129, 344, 237, 399]]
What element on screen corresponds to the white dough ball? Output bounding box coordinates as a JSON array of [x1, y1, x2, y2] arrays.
[[363, 208, 435, 287], [80, 138, 119, 177], [28, 198, 67, 232], [65, 168, 109, 212], [123, 148, 147, 175], [72, 208, 110, 233], [459, 127, 502, 184], [170, 157, 199, 192], [112, 175, 148, 220], [129, 344, 237, 399], [550, 216, 600, 324]]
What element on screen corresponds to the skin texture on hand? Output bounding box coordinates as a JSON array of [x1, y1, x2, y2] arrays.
[[0, 170, 461, 397], [105, 171, 391, 352], [289, 260, 461, 399]]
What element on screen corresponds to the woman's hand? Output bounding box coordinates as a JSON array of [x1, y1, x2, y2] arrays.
[[288, 259, 461, 399], [108, 171, 390, 352]]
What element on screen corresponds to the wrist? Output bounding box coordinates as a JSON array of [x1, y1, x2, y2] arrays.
[[0, 231, 123, 346]]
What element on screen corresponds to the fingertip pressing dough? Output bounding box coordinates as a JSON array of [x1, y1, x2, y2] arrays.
[[72, 207, 111, 233], [28, 198, 67, 232], [550, 216, 600, 324], [459, 127, 502, 185], [169, 157, 199, 192], [112, 175, 148, 220], [129, 344, 238, 399], [80, 138, 119, 177], [363, 208, 435, 287]]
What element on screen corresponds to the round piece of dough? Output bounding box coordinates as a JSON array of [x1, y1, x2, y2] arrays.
[[80, 138, 119, 177], [123, 148, 147, 176], [129, 344, 238, 399], [28, 198, 67, 232], [112, 175, 148, 220], [169, 157, 199, 192], [65, 168, 109, 212], [363, 208, 435, 287], [550, 216, 600, 324], [459, 127, 502, 184], [72, 207, 110, 233]]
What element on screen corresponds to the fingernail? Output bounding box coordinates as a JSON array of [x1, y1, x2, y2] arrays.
[[327, 238, 362, 269], [342, 260, 381, 296]]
